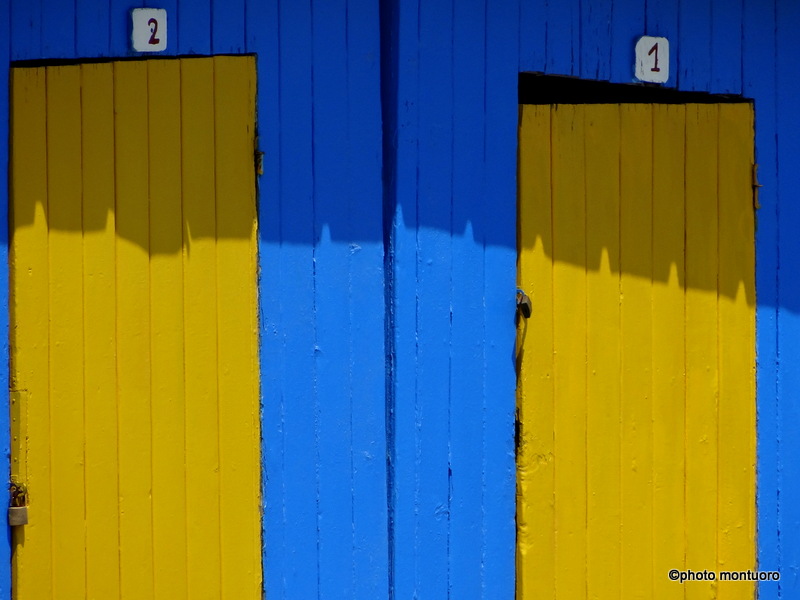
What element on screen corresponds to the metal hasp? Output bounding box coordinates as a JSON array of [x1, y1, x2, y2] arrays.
[[8, 483, 28, 526]]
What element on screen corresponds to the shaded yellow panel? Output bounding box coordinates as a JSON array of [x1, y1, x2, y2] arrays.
[[516, 104, 555, 600], [685, 104, 720, 600], [716, 103, 756, 600], [181, 57, 223, 600], [213, 55, 262, 598], [46, 64, 86, 600], [619, 103, 653, 600], [551, 104, 587, 600], [651, 103, 686, 600], [148, 59, 188, 600], [81, 62, 121, 600], [11, 57, 261, 600], [114, 60, 155, 599], [584, 104, 621, 600], [10, 66, 52, 600]]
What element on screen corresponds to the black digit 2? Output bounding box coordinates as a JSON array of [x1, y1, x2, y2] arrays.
[[148, 18, 160, 45]]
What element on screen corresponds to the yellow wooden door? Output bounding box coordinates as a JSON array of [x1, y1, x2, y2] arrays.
[[517, 103, 755, 599], [10, 56, 261, 599]]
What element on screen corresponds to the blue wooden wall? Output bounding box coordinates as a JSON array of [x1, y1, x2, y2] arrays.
[[1, 0, 797, 598]]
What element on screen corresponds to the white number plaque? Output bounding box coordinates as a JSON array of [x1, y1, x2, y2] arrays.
[[132, 8, 167, 53], [635, 36, 669, 84]]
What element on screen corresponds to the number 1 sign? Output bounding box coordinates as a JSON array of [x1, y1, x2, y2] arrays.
[[635, 36, 669, 84], [131, 8, 167, 53]]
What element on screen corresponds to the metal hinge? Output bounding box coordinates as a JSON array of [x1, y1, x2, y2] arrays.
[[753, 163, 763, 210]]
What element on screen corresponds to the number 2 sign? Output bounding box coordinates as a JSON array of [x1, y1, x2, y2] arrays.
[[132, 8, 167, 53], [635, 36, 669, 84]]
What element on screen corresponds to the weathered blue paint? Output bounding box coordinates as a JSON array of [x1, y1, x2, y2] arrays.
[[745, 3, 780, 597], [775, 4, 800, 597]]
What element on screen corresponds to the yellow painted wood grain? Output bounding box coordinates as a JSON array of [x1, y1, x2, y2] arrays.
[[114, 59, 156, 599], [46, 64, 87, 599], [551, 104, 587, 600], [651, 103, 686, 600], [213, 55, 262, 598], [10, 66, 52, 600], [716, 103, 756, 600], [81, 62, 121, 600], [147, 59, 188, 600], [10, 57, 261, 599], [620, 103, 654, 600], [584, 104, 621, 600], [516, 104, 555, 600], [685, 104, 721, 600], [181, 57, 223, 600], [517, 102, 755, 600]]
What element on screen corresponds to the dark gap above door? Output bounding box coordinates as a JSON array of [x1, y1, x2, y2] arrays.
[[519, 72, 753, 105]]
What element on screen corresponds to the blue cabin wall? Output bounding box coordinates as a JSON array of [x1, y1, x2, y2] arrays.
[[1, 0, 796, 599]]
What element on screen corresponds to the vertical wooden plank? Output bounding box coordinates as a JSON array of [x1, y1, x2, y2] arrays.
[[75, 0, 111, 58], [213, 55, 261, 600], [212, 0, 245, 53], [580, 0, 613, 80], [345, 1, 390, 596], [710, 0, 744, 94], [147, 59, 188, 600], [516, 104, 554, 600], [677, 0, 712, 91], [745, 0, 779, 591], [450, 0, 486, 597], [551, 104, 587, 600], [716, 103, 756, 598], [609, 0, 645, 84], [109, 0, 133, 55], [645, 0, 679, 87], [545, 0, 579, 75], [114, 60, 154, 600], [684, 103, 719, 600], [10, 66, 52, 600], [483, 2, 518, 595], [178, 0, 211, 55], [310, 2, 355, 596], [619, 103, 653, 600], [519, 0, 546, 72], [416, 0, 453, 595], [81, 62, 120, 600], [10, 0, 42, 60], [775, 3, 800, 596], [389, 0, 421, 595], [180, 58, 221, 600], [273, 1, 319, 597], [41, 0, 74, 57], [46, 64, 86, 600], [651, 103, 686, 600], [585, 103, 621, 600], [250, 1, 287, 596]]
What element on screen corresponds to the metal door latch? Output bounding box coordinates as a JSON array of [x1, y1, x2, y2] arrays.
[[516, 289, 532, 319], [8, 483, 28, 526]]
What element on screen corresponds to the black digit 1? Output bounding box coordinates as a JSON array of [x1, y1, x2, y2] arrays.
[[148, 18, 160, 45], [648, 43, 660, 72]]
